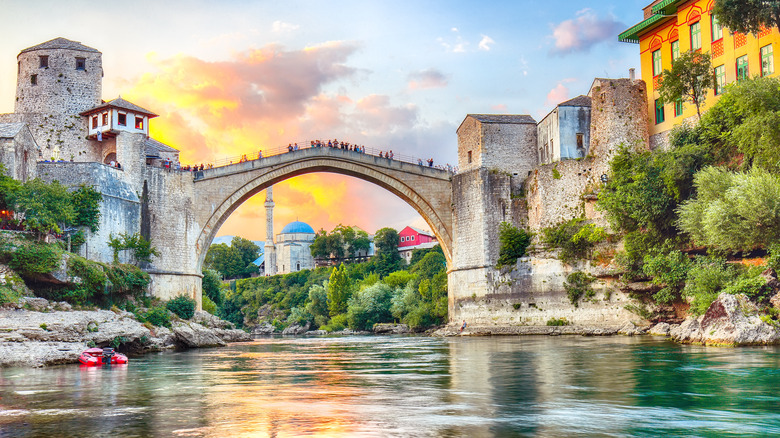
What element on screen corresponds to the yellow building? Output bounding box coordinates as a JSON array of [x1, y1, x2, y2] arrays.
[[619, 0, 780, 147]]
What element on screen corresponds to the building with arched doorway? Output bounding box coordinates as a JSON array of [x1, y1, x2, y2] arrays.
[[274, 220, 316, 274]]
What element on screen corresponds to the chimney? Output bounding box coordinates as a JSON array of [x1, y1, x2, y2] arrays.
[[629, 68, 636, 81]]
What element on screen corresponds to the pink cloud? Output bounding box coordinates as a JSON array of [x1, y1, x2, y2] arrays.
[[490, 104, 508, 112], [546, 83, 570, 107], [550, 9, 624, 55]]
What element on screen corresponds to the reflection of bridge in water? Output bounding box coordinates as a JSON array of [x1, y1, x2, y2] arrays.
[[189, 146, 454, 269]]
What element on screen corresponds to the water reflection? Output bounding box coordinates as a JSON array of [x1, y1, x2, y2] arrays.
[[2, 336, 780, 437]]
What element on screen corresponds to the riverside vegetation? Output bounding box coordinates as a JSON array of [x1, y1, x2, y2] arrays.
[[203, 226, 448, 333], [496, 77, 780, 332]]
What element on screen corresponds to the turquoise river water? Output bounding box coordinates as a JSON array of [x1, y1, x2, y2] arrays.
[[1, 335, 780, 437]]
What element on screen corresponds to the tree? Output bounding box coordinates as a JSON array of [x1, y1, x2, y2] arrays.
[[371, 227, 403, 277], [496, 222, 533, 268], [659, 50, 714, 119], [7, 178, 75, 238], [107, 232, 160, 265], [713, 0, 780, 35], [204, 243, 245, 278], [202, 268, 224, 306], [327, 263, 352, 316], [231, 236, 260, 277], [71, 185, 102, 232]]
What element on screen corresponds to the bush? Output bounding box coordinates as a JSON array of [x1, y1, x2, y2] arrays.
[[346, 282, 395, 331], [722, 276, 773, 303], [142, 306, 171, 328], [9, 242, 61, 275], [766, 243, 780, 272], [202, 295, 218, 314], [497, 222, 533, 268], [643, 250, 692, 304], [0, 286, 21, 305], [321, 313, 348, 332], [166, 295, 196, 319], [546, 317, 569, 326], [564, 271, 595, 307], [541, 218, 606, 263], [683, 258, 737, 315]]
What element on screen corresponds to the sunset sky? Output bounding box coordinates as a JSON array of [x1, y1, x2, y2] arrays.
[[0, 0, 644, 241]]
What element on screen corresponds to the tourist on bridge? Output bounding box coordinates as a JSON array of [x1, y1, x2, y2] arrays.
[[427, 158, 434, 167], [258, 150, 263, 159], [388, 150, 394, 160], [294, 143, 299, 151], [418, 158, 423, 166]]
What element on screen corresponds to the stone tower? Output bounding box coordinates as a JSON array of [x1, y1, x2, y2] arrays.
[[264, 187, 277, 275], [14, 37, 103, 162]]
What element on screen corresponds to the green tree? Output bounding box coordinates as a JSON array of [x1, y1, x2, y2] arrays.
[[677, 167, 780, 252], [659, 50, 714, 119], [7, 178, 74, 238], [202, 268, 224, 306], [70, 185, 102, 232], [713, 0, 780, 35], [204, 243, 245, 279], [327, 263, 352, 316], [372, 227, 403, 277], [497, 222, 533, 267], [108, 232, 159, 265], [346, 282, 395, 330], [231, 236, 260, 277]]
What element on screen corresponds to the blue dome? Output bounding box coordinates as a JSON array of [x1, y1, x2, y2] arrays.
[[280, 221, 315, 234]]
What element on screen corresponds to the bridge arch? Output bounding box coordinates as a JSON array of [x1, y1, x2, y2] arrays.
[[192, 148, 453, 271]]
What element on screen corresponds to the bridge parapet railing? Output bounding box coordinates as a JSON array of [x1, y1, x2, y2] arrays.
[[184, 140, 457, 175]]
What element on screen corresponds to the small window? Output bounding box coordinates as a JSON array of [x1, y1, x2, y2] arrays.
[[714, 65, 726, 95], [467, 151, 472, 164], [75, 57, 86, 70], [117, 113, 126, 126], [655, 99, 665, 124], [691, 21, 702, 51], [761, 44, 774, 76], [135, 117, 144, 130], [39, 55, 49, 68], [711, 15, 723, 41], [92, 116, 98, 129], [652, 49, 662, 76], [102, 112, 108, 125], [30, 74, 37, 85], [411, 235, 415, 241], [674, 99, 683, 117], [671, 40, 680, 62], [737, 55, 749, 81], [576, 133, 584, 149]]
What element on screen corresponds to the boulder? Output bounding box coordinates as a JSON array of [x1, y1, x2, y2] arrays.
[[282, 322, 311, 335], [192, 311, 234, 329], [373, 323, 411, 334], [252, 323, 275, 335], [172, 321, 226, 348], [647, 322, 672, 336], [306, 330, 328, 335], [617, 321, 644, 336], [670, 293, 780, 346]]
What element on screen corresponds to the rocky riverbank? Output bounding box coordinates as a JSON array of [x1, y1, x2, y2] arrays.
[[434, 293, 780, 347], [0, 297, 252, 367]]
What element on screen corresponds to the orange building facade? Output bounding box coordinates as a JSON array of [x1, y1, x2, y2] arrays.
[[619, 0, 780, 147]]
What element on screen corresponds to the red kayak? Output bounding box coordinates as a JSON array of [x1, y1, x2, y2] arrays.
[[78, 347, 128, 366]]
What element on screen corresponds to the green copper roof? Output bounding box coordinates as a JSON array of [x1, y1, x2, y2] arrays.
[[652, 0, 684, 15], [619, 0, 685, 44], [618, 14, 667, 44]]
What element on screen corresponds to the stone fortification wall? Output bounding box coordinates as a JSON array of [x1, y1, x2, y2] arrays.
[[37, 162, 141, 264], [142, 167, 202, 305], [525, 159, 593, 231], [457, 115, 538, 178], [454, 258, 644, 327], [0, 124, 37, 182]]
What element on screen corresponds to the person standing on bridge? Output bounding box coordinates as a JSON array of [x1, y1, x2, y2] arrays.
[[428, 158, 434, 167], [388, 150, 394, 160], [294, 143, 299, 151]]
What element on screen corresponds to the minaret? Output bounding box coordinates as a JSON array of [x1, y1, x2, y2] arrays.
[[264, 187, 277, 275]]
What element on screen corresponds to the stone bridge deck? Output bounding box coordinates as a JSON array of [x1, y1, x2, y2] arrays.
[[190, 146, 455, 266]]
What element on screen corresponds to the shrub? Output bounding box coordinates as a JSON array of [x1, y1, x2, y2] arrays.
[[166, 295, 196, 319], [564, 271, 595, 307], [286, 306, 313, 326], [722, 276, 773, 303], [321, 313, 348, 332], [202, 295, 217, 314], [642, 250, 692, 304], [142, 306, 171, 328], [0, 286, 21, 305], [767, 243, 780, 272], [683, 258, 737, 315], [541, 218, 606, 263], [346, 282, 395, 331], [546, 317, 569, 326], [497, 222, 533, 268], [9, 242, 61, 275]]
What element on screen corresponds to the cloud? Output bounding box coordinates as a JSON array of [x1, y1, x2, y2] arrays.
[[550, 8, 624, 55], [407, 68, 448, 90], [272, 20, 300, 33], [490, 104, 508, 112], [545, 78, 577, 107], [478, 35, 495, 51]]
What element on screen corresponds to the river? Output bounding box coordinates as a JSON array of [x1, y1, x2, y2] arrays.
[[1, 335, 779, 437]]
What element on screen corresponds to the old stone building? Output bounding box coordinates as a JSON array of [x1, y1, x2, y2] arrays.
[[0, 123, 37, 182], [536, 95, 591, 165], [274, 221, 316, 274]]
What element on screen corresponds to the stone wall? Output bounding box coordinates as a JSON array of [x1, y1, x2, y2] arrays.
[[525, 159, 594, 232], [36, 162, 141, 264], [0, 124, 37, 182]]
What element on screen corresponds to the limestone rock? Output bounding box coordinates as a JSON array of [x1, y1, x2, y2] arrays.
[[282, 322, 311, 335], [648, 322, 672, 336], [670, 293, 780, 346], [0, 341, 88, 367], [373, 323, 411, 334], [172, 321, 226, 348], [20, 297, 50, 312], [306, 330, 328, 335], [252, 323, 275, 335], [617, 321, 644, 336], [213, 328, 252, 342], [192, 311, 234, 329]]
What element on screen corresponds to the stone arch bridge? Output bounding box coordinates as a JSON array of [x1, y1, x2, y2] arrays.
[[190, 147, 454, 270]]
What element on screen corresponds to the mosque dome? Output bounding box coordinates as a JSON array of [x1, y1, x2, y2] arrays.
[[280, 221, 315, 234]]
